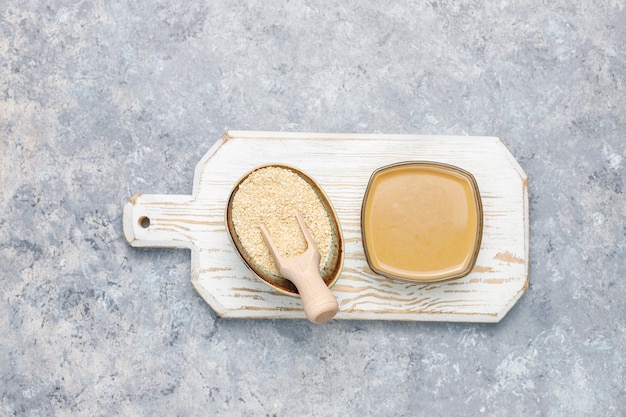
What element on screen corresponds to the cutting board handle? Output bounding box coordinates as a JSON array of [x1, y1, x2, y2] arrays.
[[123, 193, 198, 249]]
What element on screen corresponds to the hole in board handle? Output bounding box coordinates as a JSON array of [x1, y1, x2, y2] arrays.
[[139, 216, 150, 229]]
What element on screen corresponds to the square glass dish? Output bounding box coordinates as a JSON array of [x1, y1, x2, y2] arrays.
[[361, 161, 483, 283]]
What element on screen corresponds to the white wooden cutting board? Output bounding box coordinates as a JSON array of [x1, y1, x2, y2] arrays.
[[123, 131, 529, 323]]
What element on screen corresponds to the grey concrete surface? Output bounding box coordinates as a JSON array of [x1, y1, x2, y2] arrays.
[[1, 1, 625, 416]]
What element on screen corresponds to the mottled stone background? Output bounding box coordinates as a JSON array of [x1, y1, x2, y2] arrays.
[[1, 1, 625, 416]]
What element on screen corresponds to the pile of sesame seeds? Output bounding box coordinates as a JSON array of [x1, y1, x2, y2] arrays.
[[230, 166, 333, 277]]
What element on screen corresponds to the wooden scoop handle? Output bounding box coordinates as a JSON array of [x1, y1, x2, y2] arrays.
[[282, 261, 339, 324]]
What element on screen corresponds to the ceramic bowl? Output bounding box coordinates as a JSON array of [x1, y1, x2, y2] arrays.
[[225, 164, 344, 296]]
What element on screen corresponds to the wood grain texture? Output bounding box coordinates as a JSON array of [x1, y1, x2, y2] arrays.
[[123, 131, 529, 322]]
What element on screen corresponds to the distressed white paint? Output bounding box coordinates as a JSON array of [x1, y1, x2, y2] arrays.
[[123, 131, 529, 322]]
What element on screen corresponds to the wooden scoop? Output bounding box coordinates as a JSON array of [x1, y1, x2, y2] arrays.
[[259, 211, 339, 324]]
